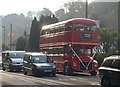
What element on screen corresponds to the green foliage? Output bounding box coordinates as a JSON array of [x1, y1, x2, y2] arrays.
[[28, 17, 40, 52], [99, 27, 118, 53], [28, 15, 58, 52], [88, 2, 118, 29], [16, 37, 27, 51], [94, 53, 112, 66], [57, 0, 86, 21], [40, 8, 53, 16], [94, 53, 119, 66], [2, 14, 32, 44], [2, 43, 9, 51], [42, 15, 58, 26]]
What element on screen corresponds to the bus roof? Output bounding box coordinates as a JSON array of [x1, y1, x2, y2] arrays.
[[42, 18, 96, 30]]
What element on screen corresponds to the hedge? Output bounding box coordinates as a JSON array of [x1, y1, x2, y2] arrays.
[[94, 53, 115, 67]]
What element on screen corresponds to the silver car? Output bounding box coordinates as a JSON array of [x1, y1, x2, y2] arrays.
[[0, 56, 2, 69]]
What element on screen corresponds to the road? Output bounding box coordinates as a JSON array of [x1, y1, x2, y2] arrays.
[[0, 70, 101, 87]]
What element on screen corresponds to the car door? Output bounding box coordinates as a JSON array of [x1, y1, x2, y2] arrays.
[[23, 55, 31, 72], [27, 55, 33, 74], [109, 59, 120, 86], [4, 52, 10, 69]]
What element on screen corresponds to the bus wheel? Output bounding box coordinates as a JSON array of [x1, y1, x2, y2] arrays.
[[63, 63, 72, 75], [90, 70, 97, 76]]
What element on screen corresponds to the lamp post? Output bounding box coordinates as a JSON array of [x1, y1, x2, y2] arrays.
[[10, 24, 12, 51], [2, 26, 5, 45]]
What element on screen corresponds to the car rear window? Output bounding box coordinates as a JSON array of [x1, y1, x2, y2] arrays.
[[101, 59, 113, 67], [111, 59, 120, 69]]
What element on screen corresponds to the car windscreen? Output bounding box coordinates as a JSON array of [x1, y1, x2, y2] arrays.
[[9, 52, 25, 58], [32, 55, 48, 63]]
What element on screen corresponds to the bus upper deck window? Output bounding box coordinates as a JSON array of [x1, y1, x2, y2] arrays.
[[85, 26, 96, 32], [91, 26, 96, 32], [73, 24, 85, 31], [65, 24, 72, 31]]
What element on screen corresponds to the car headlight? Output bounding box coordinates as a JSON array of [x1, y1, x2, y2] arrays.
[[12, 61, 17, 64], [37, 66, 41, 69], [53, 65, 56, 68]]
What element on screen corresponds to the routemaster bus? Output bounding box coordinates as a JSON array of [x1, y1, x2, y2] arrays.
[[40, 18, 100, 76]]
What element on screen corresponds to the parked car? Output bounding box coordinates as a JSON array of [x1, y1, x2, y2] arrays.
[[0, 56, 2, 69], [98, 55, 120, 87], [23, 52, 56, 76], [2, 51, 25, 71]]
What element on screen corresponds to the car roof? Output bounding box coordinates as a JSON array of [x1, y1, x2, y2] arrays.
[[2, 51, 25, 53], [25, 52, 46, 56], [105, 55, 120, 60]]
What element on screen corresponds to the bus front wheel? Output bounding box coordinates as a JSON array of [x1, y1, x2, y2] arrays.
[[63, 63, 72, 75]]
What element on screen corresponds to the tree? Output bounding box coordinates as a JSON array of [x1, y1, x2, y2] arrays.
[[89, 2, 118, 29], [2, 43, 9, 51], [99, 27, 118, 53], [43, 15, 58, 25], [36, 8, 53, 17], [56, 0, 85, 21], [2, 13, 32, 45], [27, 11, 35, 18], [28, 15, 58, 52], [28, 17, 40, 52], [16, 37, 26, 51]]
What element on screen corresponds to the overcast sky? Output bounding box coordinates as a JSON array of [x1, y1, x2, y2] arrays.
[[0, 0, 118, 16], [0, 0, 96, 16], [0, 0, 69, 16]]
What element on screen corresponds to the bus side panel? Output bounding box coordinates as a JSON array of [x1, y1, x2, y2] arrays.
[[49, 55, 65, 72]]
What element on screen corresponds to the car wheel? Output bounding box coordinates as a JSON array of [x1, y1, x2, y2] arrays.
[[24, 71, 27, 75], [2, 66, 5, 71], [90, 70, 97, 76], [52, 73, 56, 77], [101, 77, 110, 87], [8, 65, 13, 72]]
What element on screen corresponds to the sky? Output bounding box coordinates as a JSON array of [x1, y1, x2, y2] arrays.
[[0, 0, 118, 16], [0, 0, 95, 16]]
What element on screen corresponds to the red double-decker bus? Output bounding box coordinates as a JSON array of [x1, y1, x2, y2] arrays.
[[40, 18, 99, 76]]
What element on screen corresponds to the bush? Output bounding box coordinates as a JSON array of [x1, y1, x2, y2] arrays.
[[94, 53, 112, 67]]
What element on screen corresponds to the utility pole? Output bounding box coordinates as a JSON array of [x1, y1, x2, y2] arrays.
[[86, 0, 88, 18], [2, 26, 5, 45], [10, 24, 12, 51]]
